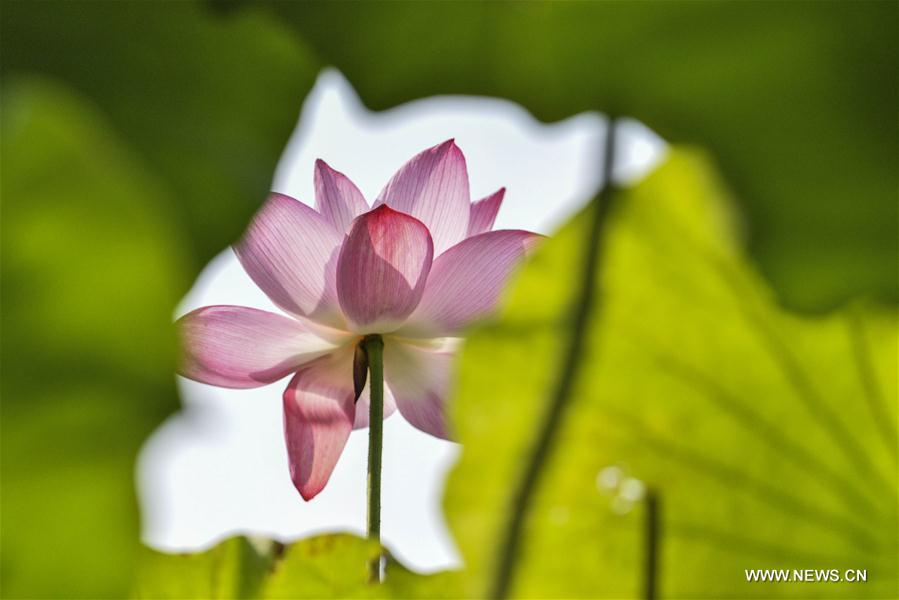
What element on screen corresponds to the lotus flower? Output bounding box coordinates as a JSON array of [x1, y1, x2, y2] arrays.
[[177, 140, 540, 500]]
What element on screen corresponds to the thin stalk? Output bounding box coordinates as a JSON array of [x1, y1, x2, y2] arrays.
[[644, 489, 660, 600], [490, 119, 618, 599], [363, 334, 385, 583]]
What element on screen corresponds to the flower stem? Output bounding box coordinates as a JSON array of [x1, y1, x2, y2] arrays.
[[490, 118, 619, 598], [644, 489, 660, 600], [362, 334, 384, 582]]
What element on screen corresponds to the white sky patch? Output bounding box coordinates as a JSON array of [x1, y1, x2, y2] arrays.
[[137, 69, 666, 573]]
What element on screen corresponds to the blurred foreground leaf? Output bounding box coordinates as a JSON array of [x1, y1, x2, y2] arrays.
[[134, 537, 275, 599], [0, 81, 190, 597], [1, 0, 318, 267], [271, 1, 898, 310], [1, 2, 320, 596], [135, 534, 462, 599], [446, 149, 898, 598]]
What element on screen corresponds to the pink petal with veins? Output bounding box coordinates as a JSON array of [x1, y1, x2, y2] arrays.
[[177, 305, 337, 389], [384, 341, 453, 440], [467, 188, 505, 237], [376, 140, 470, 255], [235, 193, 344, 328], [283, 348, 357, 500], [337, 205, 434, 333], [401, 230, 541, 337], [314, 159, 368, 233]]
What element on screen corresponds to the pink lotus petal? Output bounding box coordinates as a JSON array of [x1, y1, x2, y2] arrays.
[[234, 193, 344, 328], [337, 205, 434, 333], [384, 341, 453, 440], [400, 230, 541, 337], [177, 305, 337, 389], [314, 159, 369, 233], [467, 188, 505, 237], [375, 140, 470, 255], [283, 348, 357, 500], [353, 383, 398, 429]]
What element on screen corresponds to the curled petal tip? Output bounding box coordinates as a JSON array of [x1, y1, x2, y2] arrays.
[[313, 158, 368, 234], [369, 203, 400, 216], [297, 482, 323, 502], [313, 158, 340, 175], [442, 139, 463, 155], [468, 188, 506, 236]]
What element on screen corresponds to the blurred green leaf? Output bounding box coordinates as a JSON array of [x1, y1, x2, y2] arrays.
[[268, 1, 898, 310], [0, 80, 190, 598], [135, 534, 462, 599], [135, 537, 276, 599], [1, 2, 321, 596], [1, 0, 319, 267], [259, 535, 386, 599], [445, 149, 898, 598]]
